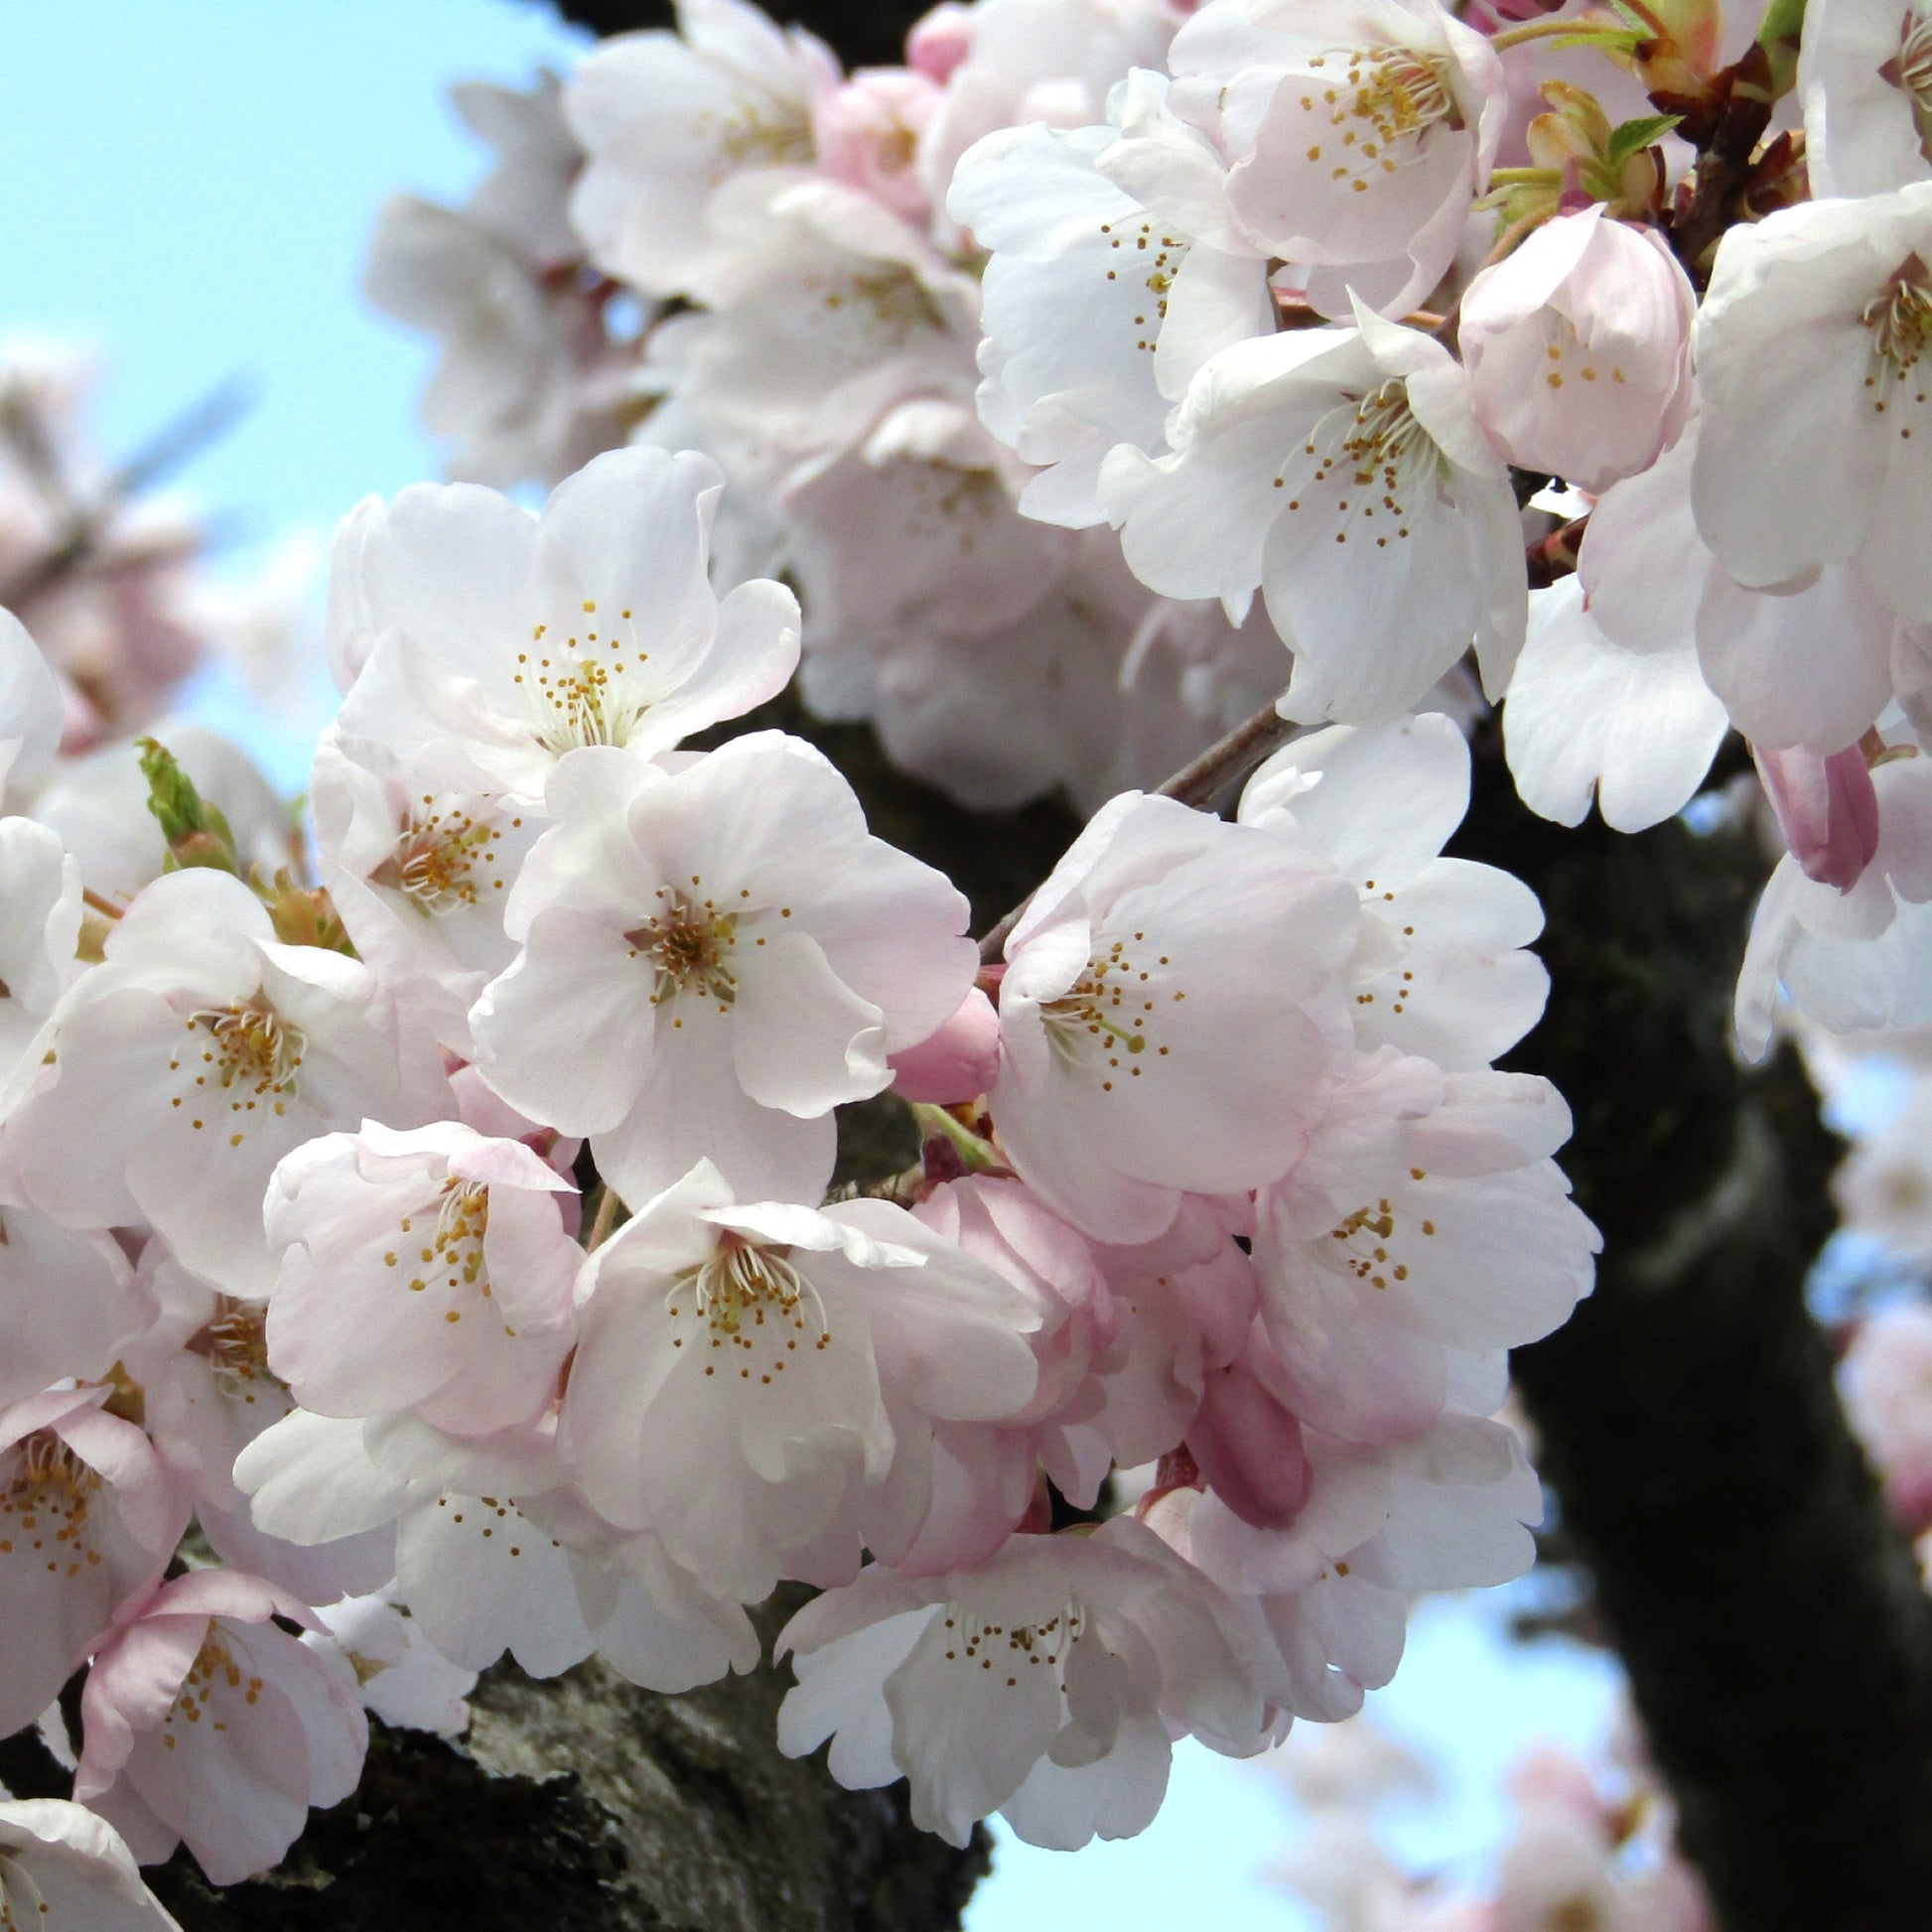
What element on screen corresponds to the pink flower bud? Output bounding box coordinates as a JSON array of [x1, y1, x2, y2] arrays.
[[890, 985, 1001, 1103], [1459, 206, 1696, 492], [1753, 742, 1882, 892], [1185, 1356, 1311, 1530], [813, 69, 944, 224], [905, 4, 973, 85]]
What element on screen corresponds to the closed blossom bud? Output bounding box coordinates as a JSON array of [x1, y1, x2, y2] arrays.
[[813, 69, 944, 223], [1753, 742, 1883, 891], [1460, 207, 1696, 492]]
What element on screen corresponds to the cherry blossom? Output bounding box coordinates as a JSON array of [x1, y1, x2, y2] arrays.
[[565, 0, 839, 300], [0, 1205, 144, 1414], [472, 735, 976, 1203], [306, 1590, 478, 1737], [0, 1797, 182, 1931], [1237, 713, 1550, 1069], [4, 868, 450, 1297], [235, 1408, 761, 1692], [1100, 310, 1526, 724], [988, 789, 1358, 1241], [776, 1516, 1261, 1849], [262, 1120, 581, 1436], [814, 69, 945, 223], [1165, 0, 1507, 320], [0, 610, 64, 795], [1458, 205, 1696, 492], [0, 1388, 185, 1739], [1841, 1304, 1932, 1535], [947, 68, 1273, 526], [73, 1570, 367, 1885], [0, 818, 82, 1105], [330, 446, 801, 803], [562, 1160, 1040, 1597], [1800, 0, 1932, 200], [1691, 183, 1932, 623]]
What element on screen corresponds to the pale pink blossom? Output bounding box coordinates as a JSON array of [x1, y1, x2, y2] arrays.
[[562, 1161, 1039, 1597], [776, 1516, 1261, 1849], [0, 1797, 182, 1931], [565, 0, 839, 299], [0, 609, 64, 795], [1753, 743, 1882, 892], [235, 1408, 761, 1693], [329, 447, 800, 803], [1100, 311, 1526, 724], [1692, 184, 1932, 623], [4, 868, 451, 1298], [119, 1250, 393, 1606], [0, 1204, 144, 1415], [306, 1590, 478, 1737], [814, 69, 945, 224], [1458, 207, 1696, 492], [1800, 0, 1932, 199], [0, 1388, 186, 1738], [262, 1121, 581, 1437], [988, 790, 1358, 1241], [1166, 0, 1507, 320], [1841, 1304, 1932, 1534], [472, 735, 976, 1204], [74, 1570, 367, 1885], [1239, 714, 1550, 1069]]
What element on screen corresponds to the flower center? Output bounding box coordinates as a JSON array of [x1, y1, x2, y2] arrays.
[[372, 798, 509, 913], [198, 1298, 281, 1401], [1277, 378, 1442, 546], [1038, 930, 1174, 1093], [513, 602, 656, 756], [1882, 12, 1932, 144], [1096, 215, 1186, 355], [706, 93, 815, 167], [1299, 47, 1462, 196], [1325, 1181, 1435, 1290], [383, 1179, 514, 1332], [820, 265, 948, 345], [158, 1622, 266, 1753], [668, 1235, 832, 1384], [2, 1430, 103, 1579], [178, 1000, 305, 1107], [935, 1603, 1085, 1687], [1864, 260, 1932, 396], [625, 887, 741, 1016]]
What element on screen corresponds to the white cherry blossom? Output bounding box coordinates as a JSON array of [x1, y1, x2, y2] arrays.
[[947, 68, 1273, 526], [4, 869, 450, 1298], [0, 817, 81, 1108], [776, 1516, 1261, 1849], [0, 610, 64, 796], [1239, 713, 1550, 1069], [562, 1161, 1040, 1598], [306, 1590, 478, 1738], [262, 1121, 581, 1437], [472, 736, 976, 1204], [989, 790, 1359, 1241], [0, 1205, 144, 1414], [73, 1570, 367, 1886], [1166, 0, 1506, 320], [330, 446, 800, 804], [1800, 0, 1932, 199], [1458, 206, 1696, 493], [1100, 309, 1526, 724], [565, 0, 838, 298], [0, 1388, 185, 1739], [1692, 183, 1932, 622], [0, 1798, 182, 1931]]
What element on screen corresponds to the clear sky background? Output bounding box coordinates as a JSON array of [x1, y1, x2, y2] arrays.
[[0, 4, 1622, 1923]]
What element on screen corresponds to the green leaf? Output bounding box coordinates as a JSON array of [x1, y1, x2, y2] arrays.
[[1606, 112, 1684, 164]]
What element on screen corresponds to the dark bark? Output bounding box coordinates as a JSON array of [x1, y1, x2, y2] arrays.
[[541, 0, 928, 69], [1457, 747, 1932, 1929]]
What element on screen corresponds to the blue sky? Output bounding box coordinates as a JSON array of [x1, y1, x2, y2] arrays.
[[0, 5, 1623, 1923]]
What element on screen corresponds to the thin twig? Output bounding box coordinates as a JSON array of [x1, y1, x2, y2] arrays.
[[585, 1183, 623, 1251], [0, 376, 254, 613], [977, 699, 1301, 961]]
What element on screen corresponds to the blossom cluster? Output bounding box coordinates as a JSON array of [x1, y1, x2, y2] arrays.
[[0, 398, 1594, 1886], [374, 0, 1932, 1063]]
